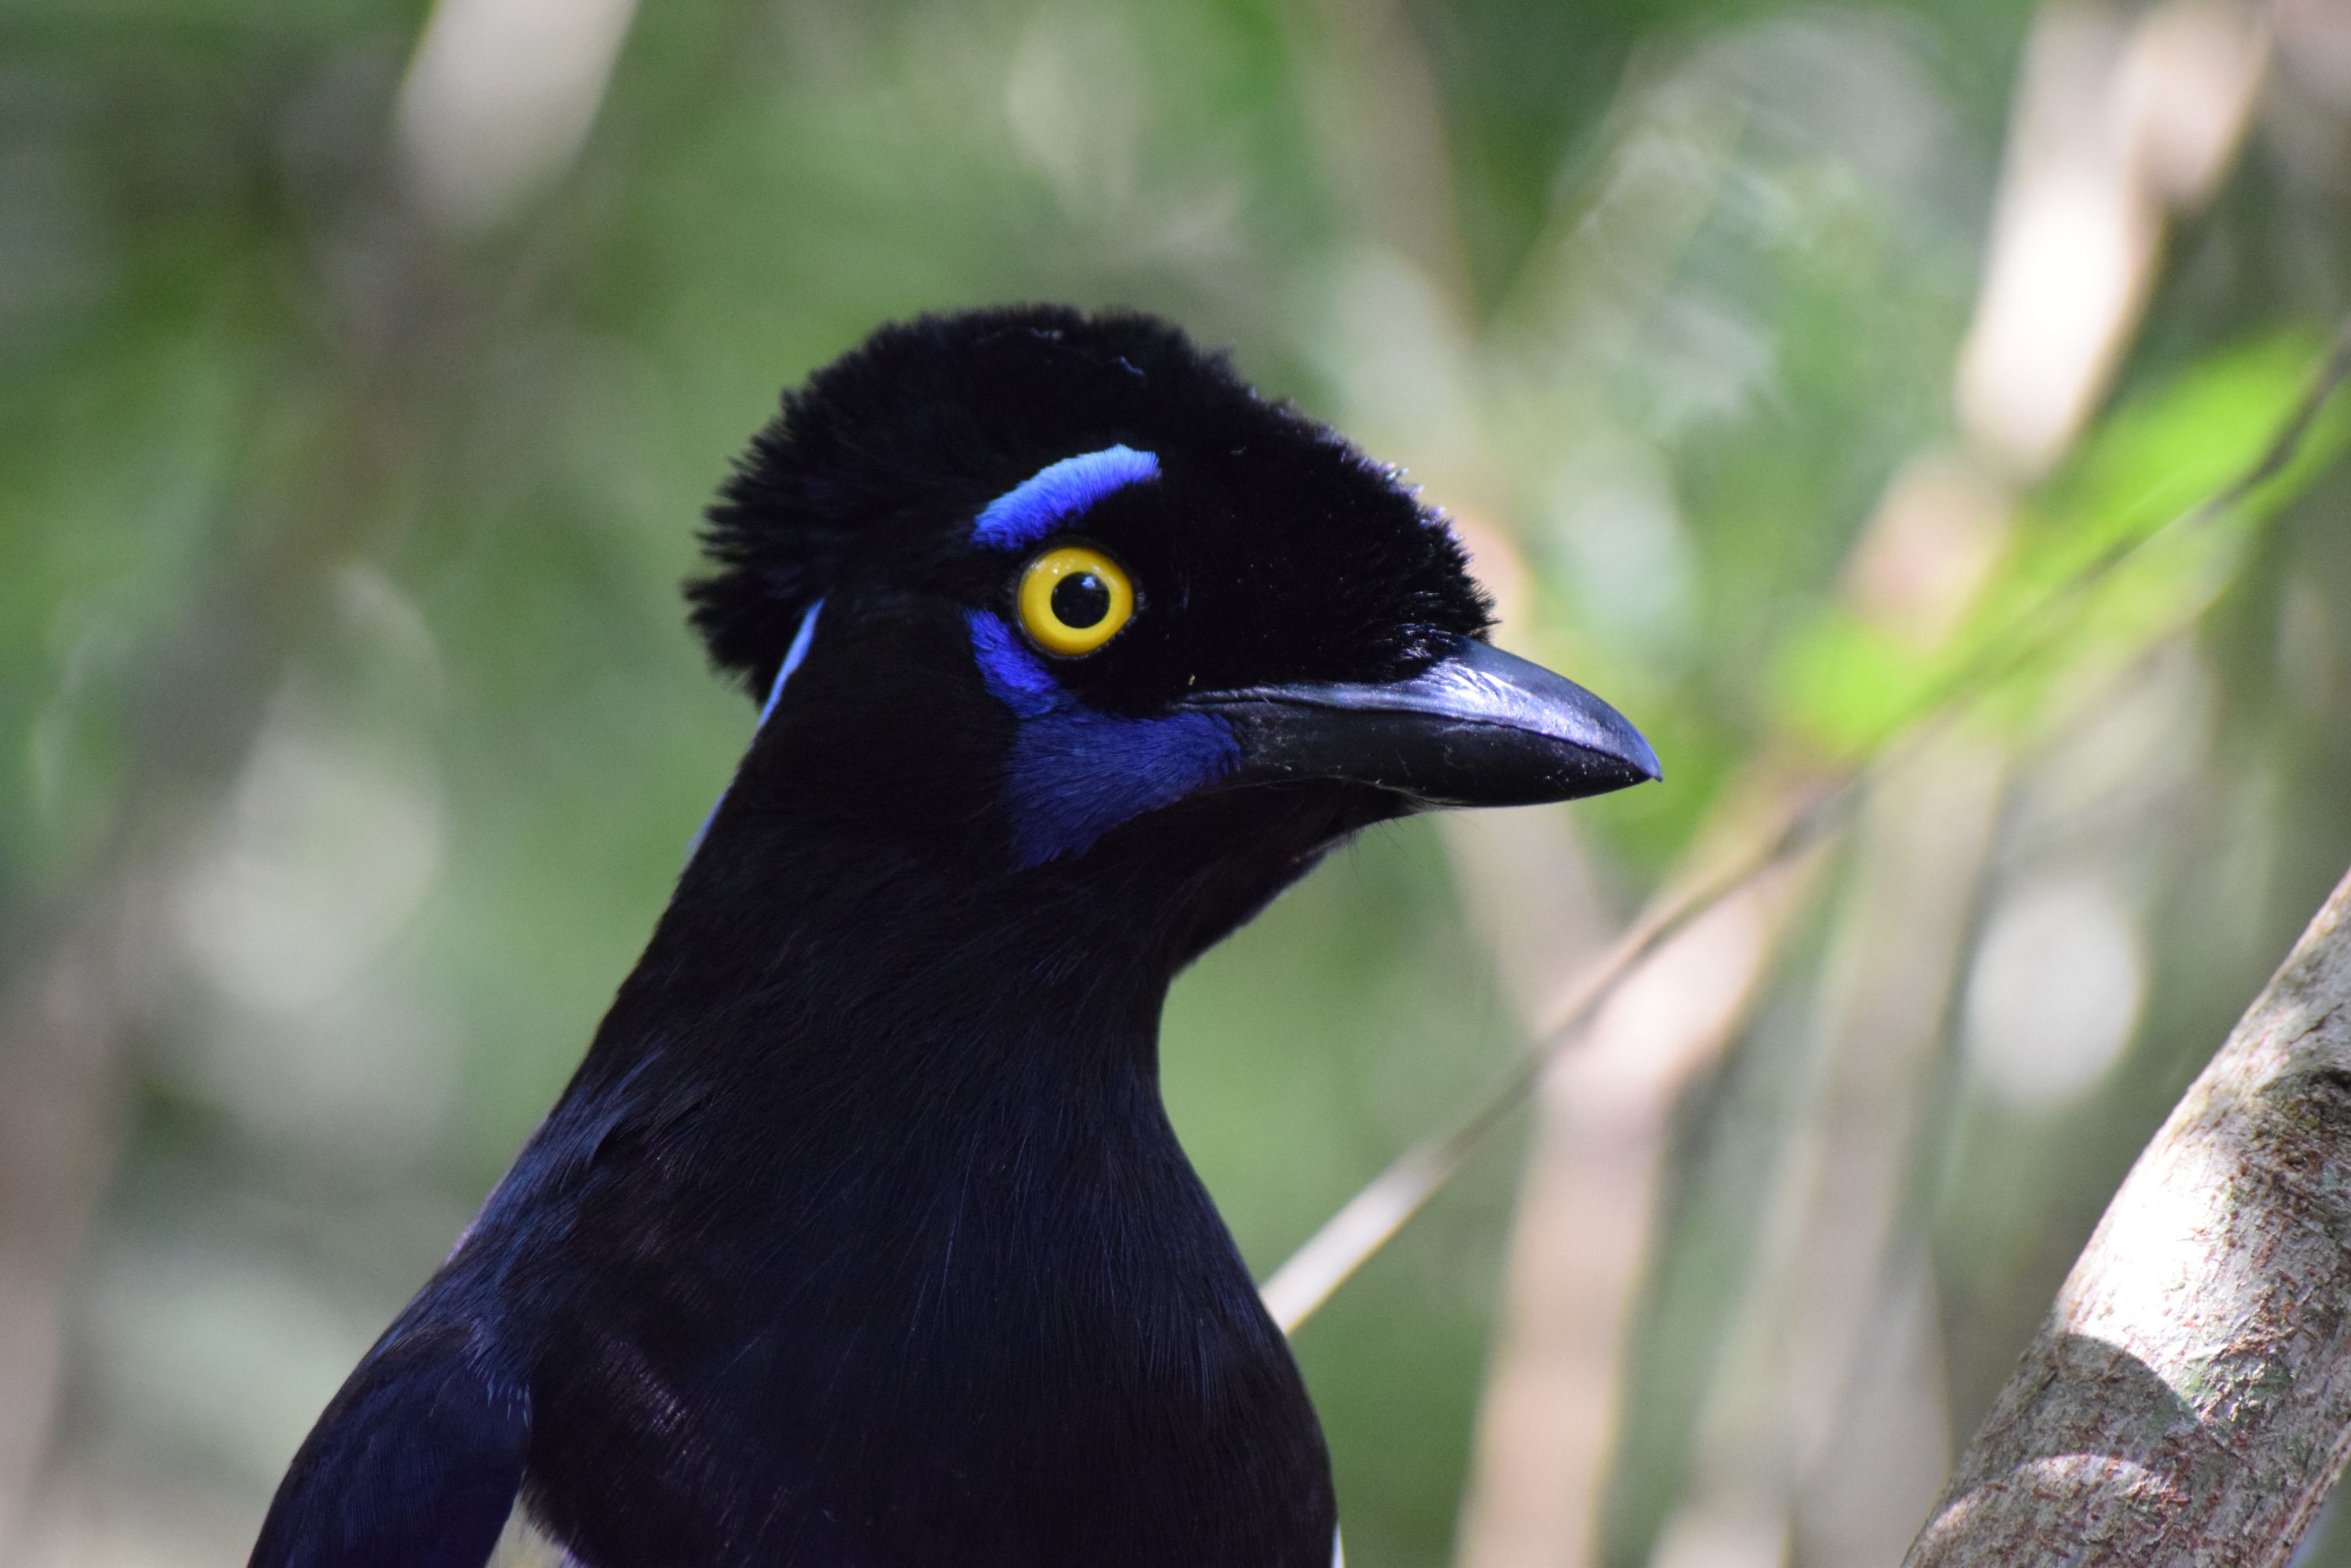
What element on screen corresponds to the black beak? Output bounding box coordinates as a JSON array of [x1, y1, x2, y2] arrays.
[[1182, 635, 1661, 809]]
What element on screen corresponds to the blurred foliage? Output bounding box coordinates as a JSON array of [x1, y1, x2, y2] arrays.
[[5, 1, 2351, 1565], [1779, 335, 2351, 757]]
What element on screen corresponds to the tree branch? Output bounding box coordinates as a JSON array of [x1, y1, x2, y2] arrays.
[[1905, 863, 2351, 1568]]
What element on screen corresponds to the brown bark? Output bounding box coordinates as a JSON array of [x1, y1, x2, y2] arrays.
[[1904, 864, 2351, 1568]]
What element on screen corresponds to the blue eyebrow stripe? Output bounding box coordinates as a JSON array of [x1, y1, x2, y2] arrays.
[[971, 445, 1161, 550]]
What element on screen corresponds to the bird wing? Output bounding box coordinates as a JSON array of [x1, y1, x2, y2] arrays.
[[249, 1321, 529, 1568]]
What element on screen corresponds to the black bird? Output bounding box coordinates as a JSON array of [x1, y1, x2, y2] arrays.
[[250, 306, 1658, 1568]]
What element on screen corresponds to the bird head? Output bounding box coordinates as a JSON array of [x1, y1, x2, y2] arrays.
[[686, 306, 1656, 963]]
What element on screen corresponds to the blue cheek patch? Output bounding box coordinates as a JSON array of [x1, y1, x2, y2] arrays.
[[968, 610, 1063, 719], [966, 610, 1238, 867], [970, 445, 1161, 551]]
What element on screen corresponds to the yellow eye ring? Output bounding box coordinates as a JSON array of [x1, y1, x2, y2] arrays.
[[1017, 545, 1135, 657]]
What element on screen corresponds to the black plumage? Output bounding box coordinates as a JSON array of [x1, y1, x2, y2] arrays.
[[252, 305, 1657, 1568], [694, 307, 1491, 702]]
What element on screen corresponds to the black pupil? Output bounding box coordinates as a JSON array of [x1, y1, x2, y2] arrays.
[[1051, 571, 1112, 629]]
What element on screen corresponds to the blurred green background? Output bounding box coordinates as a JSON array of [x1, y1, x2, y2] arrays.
[[5, 0, 2351, 1564]]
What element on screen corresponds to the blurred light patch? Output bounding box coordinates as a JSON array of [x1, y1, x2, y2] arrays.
[[2280, 580, 2338, 719], [1958, 0, 2266, 474], [393, 0, 637, 231], [1317, 246, 1480, 473], [1962, 873, 2148, 1110], [2279, 0, 2351, 110], [1543, 440, 1697, 661], [2116, 0, 2271, 210], [1636, 290, 1778, 440], [2032, 644, 2214, 835], [1843, 452, 2012, 649], [1650, 1493, 1788, 1568], [175, 701, 444, 1016], [82, 1238, 382, 1494], [1006, 8, 1145, 214], [172, 978, 463, 1166]]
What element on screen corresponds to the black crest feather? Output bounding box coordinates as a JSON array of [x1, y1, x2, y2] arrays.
[[689, 304, 1489, 697]]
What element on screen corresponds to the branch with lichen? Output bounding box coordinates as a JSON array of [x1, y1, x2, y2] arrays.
[[1905, 864, 2351, 1568]]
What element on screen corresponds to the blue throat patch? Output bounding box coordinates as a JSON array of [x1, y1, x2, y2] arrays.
[[970, 445, 1161, 551], [966, 610, 1237, 866]]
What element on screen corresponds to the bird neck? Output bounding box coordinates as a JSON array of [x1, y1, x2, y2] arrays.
[[472, 797, 1342, 1566], [583, 831, 1202, 1106], [531, 811, 1297, 1408], [583, 761, 1343, 1107]]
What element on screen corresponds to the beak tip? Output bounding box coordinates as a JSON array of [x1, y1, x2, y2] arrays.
[[1583, 743, 1660, 795], [1577, 693, 1661, 791], [1626, 731, 1664, 785]]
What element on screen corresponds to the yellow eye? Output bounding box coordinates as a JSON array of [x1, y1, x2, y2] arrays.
[[1017, 545, 1134, 657]]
